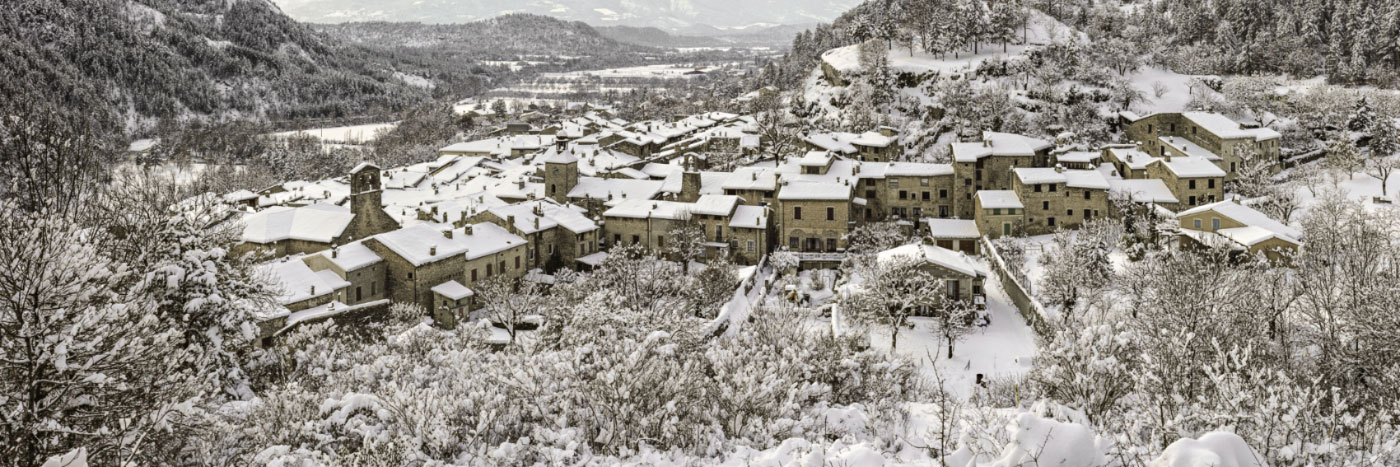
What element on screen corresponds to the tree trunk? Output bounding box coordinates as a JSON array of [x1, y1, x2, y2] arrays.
[[890, 326, 900, 354]]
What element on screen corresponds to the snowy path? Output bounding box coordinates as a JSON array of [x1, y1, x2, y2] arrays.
[[707, 264, 774, 337]]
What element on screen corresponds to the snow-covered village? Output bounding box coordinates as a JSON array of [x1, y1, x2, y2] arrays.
[[5, 0, 1400, 466]]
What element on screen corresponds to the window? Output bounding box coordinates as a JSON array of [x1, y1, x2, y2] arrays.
[[1212, 218, 1221, 231], [407, 272, 414, 280], [371, 281, 376, 295], [794, 207, 802, 220], [1048, 217, 1056, 227], [614, 234, 621, 244], [515, 256, 520, 269], [1042, 201, 1049, 210], [1034, 184, 1042, 193], [1208, 179, 1216, 189], [1003, 223, 1011, 235], [826, 238, 836, 251], [913, 207, 922, 217], [993, 208, 1001, 215], [1049, 184, 1057, 192], [1083, 209, 1091, 218], [947, 280, 959, 298], [939, 206, 949, 217], [889, 179, 900, 187], [1230, 162, 1237, 172], [1189, 180, 1197, 189], [921, 178, 930, 187], [747, 240, 755, 252], [471, 269, 478, 281], [529, 248, 535, 259], [789, 237, 799, 249], [826, 207, 835, 220], [866, 190, 875, 199], [486, 265, 492, 276], [499, 261, 506, 274], [657, 236, 665, 248], [631, 235, 640, 244], [1189, 196, 1197, 205], [1084, 191, 1091, 200], [1067, 209, 1073, 216], [940, 189, 948, 199], [922, 191, 930, 201], [356, 287, 362, 302], [548, 244, 554, 255], [899, 190, 908, 200]]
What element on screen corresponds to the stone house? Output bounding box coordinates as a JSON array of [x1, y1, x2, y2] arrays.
[[728, 205, 773, 264], [951, 132, 1053, 219], [471, 200, 600, 272], [1144, 155, 1226, 209], [974, 191, 1025, 239], [1123, 112, 1282, 182], [1012, 167, 1111, 235], [1177, 199, 1302, 263], [876, 241, 990, 308], [776, 181, 855, 253], [364, 223, 527, 325]]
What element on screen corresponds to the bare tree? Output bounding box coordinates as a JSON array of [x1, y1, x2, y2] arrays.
[[476, 275, 545, 346]]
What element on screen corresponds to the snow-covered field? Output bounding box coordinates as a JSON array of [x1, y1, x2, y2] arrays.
[[267, 122, 398, 144], [538, 63, 732, 80], [868, 273, 1039, 399]]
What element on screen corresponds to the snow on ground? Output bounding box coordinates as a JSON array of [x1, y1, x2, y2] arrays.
[[268, 122, 398, 144], [867, 269, 1039, 400], [1288, 160, 1400, 218], [392, 72, 435, 89], [1126, 66, 1212, 114], [539, 63, 734, 80], [823, 10, 1082, 76]]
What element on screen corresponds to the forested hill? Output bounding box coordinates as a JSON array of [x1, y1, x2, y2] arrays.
[[0, 0, 434, 135], [315, 14, 658, 61]]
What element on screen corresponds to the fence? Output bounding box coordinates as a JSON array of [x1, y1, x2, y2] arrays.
[[980, 236, 1053, 337]]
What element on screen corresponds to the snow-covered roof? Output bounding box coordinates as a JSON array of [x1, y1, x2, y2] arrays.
[[925, 219, 981, 239], [487, 200, 599, 234], [1179, 200, 1303, 240], [1217, 226, 1300, 247], [223, 189, 259, 203], [577, 252, 609, 266], [1055, 151, 1099, 163], [1157, 156, 1227, 178], [1108, 179, 1179, 204], [1107, 147, 1156, 170], [799, 151, 833, 167], [541, 145, 579, 164], [1013, 168, 1110, 189], [1181, 112, 1282, 141], [260, 258, 350, 305], [886, 162, 954, 177], [777, 182, 852, 201], [952, 132, 1052, 162], [976, 191, 1024, 209], [241, 204, 354, 244], [567, 177, 664, 205], [316, 241, 382, 272], [876, 243, 989, 277], [372, 223, 525, 266], [603, 199, 694, 220], [431, 280, 474, 300], [722, 167, 778, 191], [691, 194, 740, 216], [351, 162, 379, 174], [729, 205, 769, 229]]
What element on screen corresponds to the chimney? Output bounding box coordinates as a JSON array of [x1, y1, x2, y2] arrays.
[[465, 224, 474, 235], [310, 285, 316, 295], [331, 248, 338, 258], [1164, 154, 1173, 162], [1054, 164, 1064, 173], [430, 245, 437, 256], [444, 230, 454, 239], [534, 217, 540, 229], [508, 215, 516, 227]]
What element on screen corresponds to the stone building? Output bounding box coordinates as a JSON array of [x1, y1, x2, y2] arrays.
[[951, 132, 1053, 219], [1123, 111, 1282, 182], [1144, 155, 1226, 209], [364, 223, 527, 325], [876, 241, 990, 307], [974, 191, 1025, 239], [471, 200, 600, 272], [776, 181, 855, 253], [1011, 167, 1111, 235], [1177, 199, 1302, 263]]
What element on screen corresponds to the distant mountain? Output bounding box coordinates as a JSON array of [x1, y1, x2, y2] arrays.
[[597, 23, 816, 49], [271, 0, 860, 32], [0, 0, 435, 133], [315, 14, 656, 60]]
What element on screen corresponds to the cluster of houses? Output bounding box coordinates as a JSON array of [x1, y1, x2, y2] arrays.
[[227, 108, 1302, 342]]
